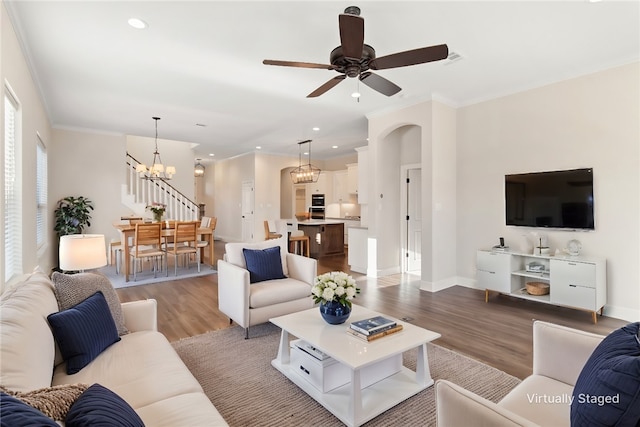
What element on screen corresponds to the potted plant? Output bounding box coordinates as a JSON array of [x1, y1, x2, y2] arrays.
[[311, 271, 360, 324], [54, 196, 94, 237]]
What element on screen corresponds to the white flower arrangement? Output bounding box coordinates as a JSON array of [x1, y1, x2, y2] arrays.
[[311, 271, 360, 307]]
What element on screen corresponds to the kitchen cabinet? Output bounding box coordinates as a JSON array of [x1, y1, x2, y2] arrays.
[[332, 170, 349, 203], [347, 163, 358, 194], [348, 227, 367, 274], [342, 219, 361, 245], [298, 221, 344, 258]]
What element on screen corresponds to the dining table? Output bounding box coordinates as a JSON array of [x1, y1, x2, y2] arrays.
[[113, 222, 215, 282]]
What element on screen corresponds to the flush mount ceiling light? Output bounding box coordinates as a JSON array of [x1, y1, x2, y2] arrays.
[[290, 140, 321, 184], [127, 18, 148, 29], [136, 117, 175, 181], [194, 159, 205, 177]]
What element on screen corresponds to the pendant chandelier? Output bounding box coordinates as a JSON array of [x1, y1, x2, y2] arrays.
[[136, 117, 175, 181], [194, 159, 205, 177], [290, 139, 321, 184]]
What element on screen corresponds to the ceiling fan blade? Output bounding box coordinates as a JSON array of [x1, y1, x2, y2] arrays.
[[263, 59, 334, 70], [307, 75, 347, 98], [359, 72, 401, 96], [370, 44, 449, 70], [339, 14, 364, 60]]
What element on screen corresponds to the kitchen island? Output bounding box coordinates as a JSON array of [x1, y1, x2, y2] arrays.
[[297, 220, 344, 259]]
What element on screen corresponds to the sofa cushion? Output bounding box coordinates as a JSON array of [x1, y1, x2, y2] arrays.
[[499, 374, 573, 427], [47, 291, 121, 375], [134, 392, 228, 427], [243, 246, 287, 283], [0, 271, 60, 392], [249, 277, 311, 308], [225, 236, 289, 276], [570, 322, 640, 427], [0, 392, 58, 427], [52, 331, 204, 411], [52, 272, 128, 336], [0, 384, 88, 421], [66, 384, 144, 427]]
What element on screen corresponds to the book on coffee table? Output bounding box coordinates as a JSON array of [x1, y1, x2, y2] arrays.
[[346, 324, 404, 342], [350, 315, 397, 335]]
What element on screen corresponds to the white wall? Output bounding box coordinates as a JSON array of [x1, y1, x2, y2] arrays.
[[456, 62, 640, 321], [50, 129, 125, 262], [1, 3, 53, 281]]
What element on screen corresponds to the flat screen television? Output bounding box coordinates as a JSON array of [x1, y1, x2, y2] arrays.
[[505, 168, 594, 230]]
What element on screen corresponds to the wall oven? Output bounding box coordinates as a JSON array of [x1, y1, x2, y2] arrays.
[[311, 194, 325, 207], [308, 207, 325, 220]]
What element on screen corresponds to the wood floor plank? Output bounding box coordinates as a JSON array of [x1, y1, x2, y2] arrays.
[[117, 240, 628, 379]]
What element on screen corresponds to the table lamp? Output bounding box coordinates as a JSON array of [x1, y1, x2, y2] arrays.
[[59, 234, 107, 272]]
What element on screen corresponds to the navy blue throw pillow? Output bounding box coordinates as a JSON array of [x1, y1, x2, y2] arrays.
[[66, 384, 144, 427], [243, 246, 286, 283], [571, 322, 640, 427], [47, 291, 121, 375], [0, 392, 58, 427]]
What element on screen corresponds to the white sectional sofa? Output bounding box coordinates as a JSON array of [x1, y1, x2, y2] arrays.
[[0, 270, 228, 426]]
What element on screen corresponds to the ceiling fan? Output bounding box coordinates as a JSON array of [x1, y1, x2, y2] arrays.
[[263, 6, 449, 98]]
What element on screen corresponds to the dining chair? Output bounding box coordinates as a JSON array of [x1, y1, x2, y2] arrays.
[[264, 220, 282, 240], [129, 223, 167, 280], [111, 217, 144, 274], [196, 217, 216, 264], [166, 221, 200, 276]]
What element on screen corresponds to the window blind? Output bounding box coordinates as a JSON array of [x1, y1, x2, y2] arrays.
[[4, 92, 22, 282], [36, 136, 47, 249]]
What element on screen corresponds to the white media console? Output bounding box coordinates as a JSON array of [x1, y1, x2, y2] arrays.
[[476, 249, 606, 323]]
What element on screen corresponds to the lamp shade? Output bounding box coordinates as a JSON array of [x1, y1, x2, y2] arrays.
[[59, 234, 107, 271]]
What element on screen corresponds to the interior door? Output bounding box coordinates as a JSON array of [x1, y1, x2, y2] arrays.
[[241, 180, 254, 241], [407, 168, 422, 273]]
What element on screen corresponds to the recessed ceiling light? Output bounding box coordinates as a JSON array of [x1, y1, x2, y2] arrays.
[[312, 127, 320, 131], [209, 153, 215, 157], [128, 18, 148, 29], [332, 145, 338, 149], [256, 146, 262, 150]]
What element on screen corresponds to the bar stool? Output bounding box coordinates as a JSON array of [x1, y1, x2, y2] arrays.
[[289, 232, 310, 257]]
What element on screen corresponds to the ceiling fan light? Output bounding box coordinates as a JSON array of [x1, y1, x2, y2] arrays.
[[351, 91, 361, 98]]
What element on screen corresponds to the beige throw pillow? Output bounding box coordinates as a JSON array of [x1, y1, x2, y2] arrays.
[[51, 272, 128, 335], [0, 383, 89, 420]]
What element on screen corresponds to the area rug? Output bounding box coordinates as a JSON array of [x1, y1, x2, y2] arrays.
[[173, 323, 521, 426], [98, 264, 216, 289]]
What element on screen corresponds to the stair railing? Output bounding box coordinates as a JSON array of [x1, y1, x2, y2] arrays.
[[125, 153, 198, 221]]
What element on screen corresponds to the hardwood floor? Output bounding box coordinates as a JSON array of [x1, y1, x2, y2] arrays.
[[116, 240, 628, 379]]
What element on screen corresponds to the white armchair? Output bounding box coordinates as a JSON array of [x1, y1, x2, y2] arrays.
[[435, 321, 605, 427], [217, 237, 317, 339]]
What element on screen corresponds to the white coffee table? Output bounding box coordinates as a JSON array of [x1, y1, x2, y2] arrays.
[[270, 305, 441, 427]]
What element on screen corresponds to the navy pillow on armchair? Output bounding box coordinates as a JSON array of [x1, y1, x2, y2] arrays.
[[571, 322, 640, 427], [243, 246, 287, 283]]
